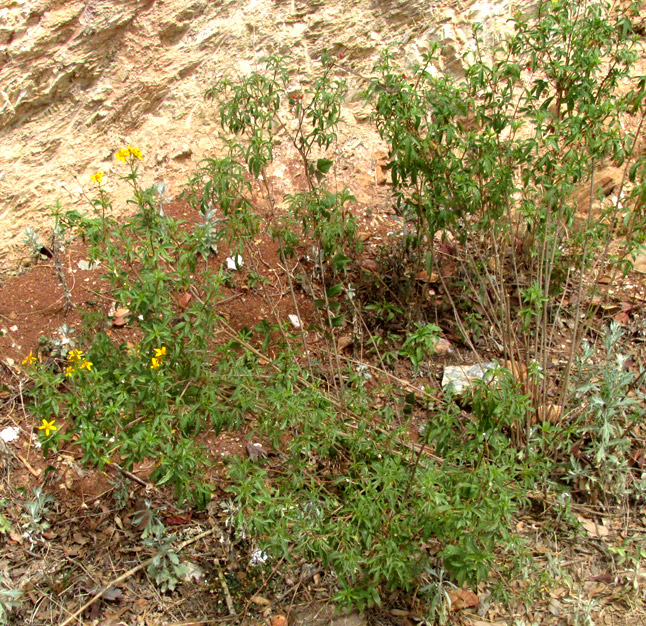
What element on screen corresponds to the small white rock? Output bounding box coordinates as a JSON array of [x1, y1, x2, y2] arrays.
[[442, 362, 496, 394], [226, 255, 243, 270], [0, 427, 20, 443], [288, 314, 301, 329], [77, 259, 100, 271]]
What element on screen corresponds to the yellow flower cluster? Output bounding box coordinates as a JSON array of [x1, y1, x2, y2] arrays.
[[90, 171, 104, 184], [115, 145, 143, 162], [65, 349, 93, 377], [150, 346, 167, 370]]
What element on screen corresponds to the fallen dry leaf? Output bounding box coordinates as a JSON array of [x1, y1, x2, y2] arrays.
[[178, 292, 192, 308], [630, 448, 645, 468], [337, 335, 353, 351], [416, 269, 439, 282], [613, 311, 630, 325], [448, 588, 479, 610], [577, 515, 610, 538], [538, 404, 563, 424], [359, 259, 378, 273], [165, 512, 193, 526]]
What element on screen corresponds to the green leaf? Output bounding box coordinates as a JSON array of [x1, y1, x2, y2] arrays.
[[317, 158, 333, 174], [326, 283, 343, 298], [332, 252, 351, 271]]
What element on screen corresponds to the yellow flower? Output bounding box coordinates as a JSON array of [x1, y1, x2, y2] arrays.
[[65, 366, 75, 377], [38, 419, 57, 437], [79, 360, 93, 370], [90, 171, 104, 184], [22, 351, 37, 366], [154, 347, 167, 358], [150, 357, 161, 370], [127, 145, 142, 160], [68, 349, 84, 364], [115, 148, 130, 162]]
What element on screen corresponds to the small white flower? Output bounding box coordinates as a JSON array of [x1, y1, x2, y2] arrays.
[[249, 549, 268, 565]]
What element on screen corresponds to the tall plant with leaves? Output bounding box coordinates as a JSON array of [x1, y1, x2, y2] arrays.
[[366, 0, 646, 423], [204, 53, 358, 266]]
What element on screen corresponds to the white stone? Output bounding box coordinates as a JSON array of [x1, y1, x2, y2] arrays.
[[226, 255, 243, 270], [0, 426, 20, 442]]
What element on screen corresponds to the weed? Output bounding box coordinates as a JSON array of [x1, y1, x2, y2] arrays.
[[0, 576, 21, 626], [136, 503, 191, 593], [21, 487, 55, 545], [400, 322, 441, 372]]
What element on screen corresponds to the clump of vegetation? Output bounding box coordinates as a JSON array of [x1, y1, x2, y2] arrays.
[[18, 0, 646, 618]]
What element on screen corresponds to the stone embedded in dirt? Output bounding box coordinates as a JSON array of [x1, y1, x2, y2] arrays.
[[434, 337, 453, 355], [77, 260, 99, 271], [573, 166, 624, 217], [249, 549, 269, 565], [442, 362, 496, 394], [181, 561, 204, 583], [112, 307, 131, 327], [171, 143, 192, 160], [0, 426, 20, 443], [226, 255, 243, 270], [633, 252, 646, 274], [336, 335, 353, 351]]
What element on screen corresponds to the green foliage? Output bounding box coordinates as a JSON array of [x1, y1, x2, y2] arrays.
[[137, 504, 191, 593], [400, 322, 441, 371], [205, 53, 358, 268], [0, 577, 22, 626], [224, 370, 528, 609], [366, 0, 646, 410], [19, 1, 646, 617], [21, 487, 55, 544], [565, 322, 646, 502]]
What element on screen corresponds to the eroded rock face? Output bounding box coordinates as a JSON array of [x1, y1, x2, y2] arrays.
[[0, 0, 525, 273]]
